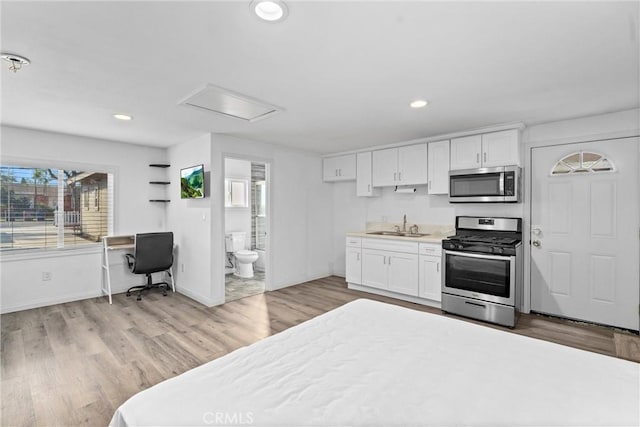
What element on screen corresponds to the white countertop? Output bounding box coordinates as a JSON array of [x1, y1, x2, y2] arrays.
[[347, 231, 448, 244]]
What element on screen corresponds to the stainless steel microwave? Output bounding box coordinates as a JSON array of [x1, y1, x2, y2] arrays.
[[449, 166, 521, 203]]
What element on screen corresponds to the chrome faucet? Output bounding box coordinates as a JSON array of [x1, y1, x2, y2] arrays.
[[402, 214, 407, 232]]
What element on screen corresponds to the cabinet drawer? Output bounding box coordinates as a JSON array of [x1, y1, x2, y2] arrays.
[[346, 236, 362, 248], [362, 238, 419, 254], [419, 243, 442, 256]]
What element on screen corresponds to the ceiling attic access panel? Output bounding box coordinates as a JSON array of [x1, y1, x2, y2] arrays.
[[179, 84, 283, 122]]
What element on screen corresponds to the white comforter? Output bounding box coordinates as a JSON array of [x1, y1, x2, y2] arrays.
[[110, 299, 639, 426]]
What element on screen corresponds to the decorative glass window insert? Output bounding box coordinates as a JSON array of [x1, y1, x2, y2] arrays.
[[551, 151, 615, 175]]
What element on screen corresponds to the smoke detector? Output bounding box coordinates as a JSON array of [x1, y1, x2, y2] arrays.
[[1, 53, 30, 73]]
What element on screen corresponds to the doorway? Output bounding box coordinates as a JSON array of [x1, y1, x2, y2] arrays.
[[530, 137, 639, 330], [223, 157, 269, 302]]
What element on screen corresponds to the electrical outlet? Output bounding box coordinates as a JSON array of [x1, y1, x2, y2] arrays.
[[42, 272, 52, 281]]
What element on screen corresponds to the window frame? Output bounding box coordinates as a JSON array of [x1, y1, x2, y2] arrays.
[[0, 156, 116, 257]]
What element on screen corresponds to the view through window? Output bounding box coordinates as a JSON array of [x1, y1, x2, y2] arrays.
[[0, 165, 112, 251]]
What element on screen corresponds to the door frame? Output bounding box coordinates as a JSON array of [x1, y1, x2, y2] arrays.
[[522, 128, 640, 314], [221, 154, 273, 297]]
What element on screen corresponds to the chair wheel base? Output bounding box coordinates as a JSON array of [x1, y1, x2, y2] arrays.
[[126, 292, 131, 297]]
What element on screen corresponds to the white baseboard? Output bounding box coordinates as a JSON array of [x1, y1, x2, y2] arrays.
[[177, 287, 219, 307], [269, 272, 332, 291], [1, 290, 106, 314]]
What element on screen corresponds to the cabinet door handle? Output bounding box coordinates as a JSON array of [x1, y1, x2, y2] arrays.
[[388, 257, 391, 265], [398, 172, 402, 181], [483, 152, 487, 163], [437, 262, 440, 272], [339, 168, 342, 176], [367, 184, 370, 192], [428, 180, 432, 190], [393, 172, 397, 181], [383, 256, 386, 264], [357, 253, 360, 261], [476, 153, 480, 164], [335, 169, 338, 176]]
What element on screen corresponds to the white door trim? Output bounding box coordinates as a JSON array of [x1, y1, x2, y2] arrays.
[[522, 130, 640, 314]]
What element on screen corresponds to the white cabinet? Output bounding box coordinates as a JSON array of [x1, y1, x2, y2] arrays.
[[323, 154, 356, 182], [362, 248, 389, 290], [345, 237, 362, 284], [360, 238, 419, 296], [427, 140, 450, 194], [481, 129, 520, 168], [356, 152, 380, 197], [418, 243, 442, 301], [372, 143, 428, 187], [387, 252, 419, 296], [450, 135, 482, 170], [450, 129, 520, 170], [371, 148, 398, 187]]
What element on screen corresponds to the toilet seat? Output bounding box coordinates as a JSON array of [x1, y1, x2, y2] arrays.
[[235, 249, 257, 257]]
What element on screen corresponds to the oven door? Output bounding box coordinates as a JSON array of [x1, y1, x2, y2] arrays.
[[442, 250, 516, 306]]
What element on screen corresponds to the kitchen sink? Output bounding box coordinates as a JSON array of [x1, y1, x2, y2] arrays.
[[366, 231, 431, 237]]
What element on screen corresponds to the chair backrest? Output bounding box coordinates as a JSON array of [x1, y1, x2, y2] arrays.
[[132, 232, 174, 274]]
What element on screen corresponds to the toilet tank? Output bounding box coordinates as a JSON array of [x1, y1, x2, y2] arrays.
[[226, 232, 246, 252]]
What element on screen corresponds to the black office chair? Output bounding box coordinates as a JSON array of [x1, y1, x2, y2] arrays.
[[125, 232, 175, 301]]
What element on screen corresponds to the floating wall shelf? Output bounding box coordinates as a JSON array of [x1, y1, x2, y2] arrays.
[[149, 164, 171, 202]]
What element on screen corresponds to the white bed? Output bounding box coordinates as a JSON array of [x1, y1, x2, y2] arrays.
[[110, 299, 639, 427]]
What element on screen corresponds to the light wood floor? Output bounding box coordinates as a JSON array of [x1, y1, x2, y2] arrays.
[[2, 276, 638, 426]]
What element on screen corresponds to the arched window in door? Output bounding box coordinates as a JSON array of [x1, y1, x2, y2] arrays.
[[550, 151, 615, 175]]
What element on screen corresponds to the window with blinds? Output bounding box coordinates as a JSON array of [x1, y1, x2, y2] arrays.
[[0, 165, 114, 251]]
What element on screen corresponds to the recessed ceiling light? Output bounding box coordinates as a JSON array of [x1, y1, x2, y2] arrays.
[[410, 99, 429, 109], [113, 113, 133, 121], [251, 0, 288, 22]]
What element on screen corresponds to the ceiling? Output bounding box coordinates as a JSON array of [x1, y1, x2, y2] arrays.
[[1, 1, 638, 154]]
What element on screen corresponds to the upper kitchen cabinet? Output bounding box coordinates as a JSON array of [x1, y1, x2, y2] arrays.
[[356, 152, 381, 197], [372, 143, 428, 187], [323, 154, 356, 182], [427, 140, 450, 194], [450, 129, 520, 170], [481, 129, 520, 168]]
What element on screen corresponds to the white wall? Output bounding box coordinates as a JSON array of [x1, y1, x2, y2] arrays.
[[166, 133, 333, 307], [224, 158, 251, 248], [0, 126, 167, 313], [165, 134, 213, 305]]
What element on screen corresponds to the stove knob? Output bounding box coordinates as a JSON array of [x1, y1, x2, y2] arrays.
[[494, 247, 503, 254], [457, 244, 464, 250]]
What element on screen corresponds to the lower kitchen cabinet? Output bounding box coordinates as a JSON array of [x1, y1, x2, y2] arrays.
[[361, 238, 419, 296], [387, 252, 419, 296], [361, 249, 388, 290], [346, 247, 362, 284], [345, 236, 362, 284], [419, 243, 442, 301]]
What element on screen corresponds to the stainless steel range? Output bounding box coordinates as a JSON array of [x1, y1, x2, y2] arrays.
[[441, 216, 523, 328]]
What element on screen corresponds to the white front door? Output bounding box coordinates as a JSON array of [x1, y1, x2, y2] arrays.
[[530, 138, 639, 330]]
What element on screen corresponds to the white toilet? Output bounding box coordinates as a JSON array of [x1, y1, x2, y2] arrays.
[[225, 232, 259, 278]]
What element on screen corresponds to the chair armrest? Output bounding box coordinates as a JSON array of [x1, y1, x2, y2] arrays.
[[124, 253, 135, 270]]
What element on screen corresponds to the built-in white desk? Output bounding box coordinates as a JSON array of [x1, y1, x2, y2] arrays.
[[101, 234, 177, 304], [102, 235, 135, 304]]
